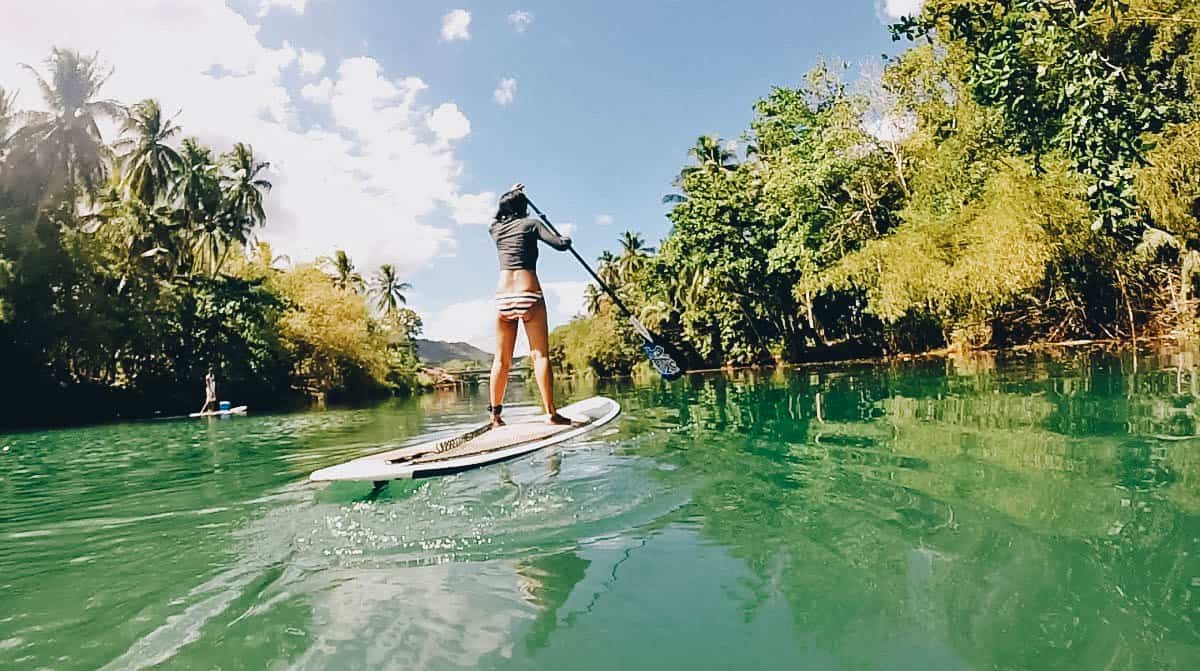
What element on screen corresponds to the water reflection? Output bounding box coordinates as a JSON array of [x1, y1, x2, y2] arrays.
[[515, 550, 590, 653], [3, 346, 1200, 669], [592, 347, 1200, 671]]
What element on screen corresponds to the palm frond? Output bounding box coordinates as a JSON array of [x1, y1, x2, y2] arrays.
[[17, 62, 56, 106]]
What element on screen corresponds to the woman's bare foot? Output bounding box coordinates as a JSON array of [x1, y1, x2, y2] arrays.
[[547, 412, 571, 426], [490, 415, 506, 427]]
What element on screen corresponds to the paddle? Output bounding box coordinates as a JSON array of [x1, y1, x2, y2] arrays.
[[523, 196, 684, 381]]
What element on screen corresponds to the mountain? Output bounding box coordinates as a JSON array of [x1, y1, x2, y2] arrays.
[[413, 339, 492, 366]]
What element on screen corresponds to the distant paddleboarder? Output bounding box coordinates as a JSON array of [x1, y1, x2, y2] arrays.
[[199, 369, 217, 415], [488, 184, 573, 427]]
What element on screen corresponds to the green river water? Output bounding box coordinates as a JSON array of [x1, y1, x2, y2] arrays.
[[2, 348, 1200, 670]]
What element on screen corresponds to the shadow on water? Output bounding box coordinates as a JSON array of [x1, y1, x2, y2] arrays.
[[2, 344, 1200, 669]]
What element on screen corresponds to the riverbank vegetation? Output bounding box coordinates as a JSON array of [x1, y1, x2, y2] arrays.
[[0, 49, 422, 427], [553, 0, 1200, 376]]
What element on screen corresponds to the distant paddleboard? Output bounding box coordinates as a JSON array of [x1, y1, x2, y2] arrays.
[[189, 405, 248, 418], [309, 396, 620, 482]]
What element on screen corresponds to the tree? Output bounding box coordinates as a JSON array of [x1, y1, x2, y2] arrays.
[[81, 187, 189, 278], [893, 0, 1189, 236], [7, 48, 123, 206], [370, 263, 411, 315], [114, 99, 181, 206], [597, 250, 620, 285], [549, 308, 642, 378], [0, 47, 436, 426], [321, 249, 364, 293], [173, 138, 227, 275], [220, 142, 271, 246], [659, 151, 788, 364], [270, 263, 388, 396], [664, 134, 739, 203], [618, 230, 655, 278], [683, 135, 737, 177], [0, 86, 17, 157], [584, 284, 603, 316]]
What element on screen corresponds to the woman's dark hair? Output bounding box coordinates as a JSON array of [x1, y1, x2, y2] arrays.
[[494, 188, 529, 223]]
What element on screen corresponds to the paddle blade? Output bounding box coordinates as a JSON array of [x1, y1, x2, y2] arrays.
[[641, 340, 683, 380], [628, 315, 684, 380]]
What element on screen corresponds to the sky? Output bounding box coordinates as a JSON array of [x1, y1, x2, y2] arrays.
[[0, 0, 923, 353]]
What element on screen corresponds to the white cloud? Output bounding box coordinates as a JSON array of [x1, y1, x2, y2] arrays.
[[300, 77, 333, 102], [493, 77, 517, 107], [426, 103, 471, 142], [556, 223, 577, 238], [441, 9, 472, 42], [506, 10, 534, 34], [0, 0, 475, 277], [542, 281, 588, 322], [595, 214, 614, 226], [298, 48, 325, 75], [451, 191, 497, 226], [878, 0, 924, 20], [258, 0, 307, 17]]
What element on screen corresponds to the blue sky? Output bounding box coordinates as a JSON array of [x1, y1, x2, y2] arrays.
[[0, 1, 921, 351]]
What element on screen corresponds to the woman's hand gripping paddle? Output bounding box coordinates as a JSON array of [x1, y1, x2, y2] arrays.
[[523, 194, 684, 381]]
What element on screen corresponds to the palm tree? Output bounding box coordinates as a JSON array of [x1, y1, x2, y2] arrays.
[[114, 99, 181, 205], [8, 49, 123, 204], [663, 135, 739, 204], [322, 249, 364, 292], [220, 142, 271, 245], [81, 187, 187, 280], [173, 139, 228, 274], [0, 87, 19, 189], [688, 135, 738, 171], [370, 264, 412, 315], [618, 230, 655, 278], [619, 231, 654, 256], [584, 284, 603, 315], [597, 250, 621, 285], [174, 138, 219, 216], [0, 86, 17, 157]]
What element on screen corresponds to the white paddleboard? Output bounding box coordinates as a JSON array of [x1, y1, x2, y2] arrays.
[[189, 405, 248, 418], [309, 396, 620, 482]]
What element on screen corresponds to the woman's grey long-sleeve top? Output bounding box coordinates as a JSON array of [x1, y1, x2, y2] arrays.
[[489, 216, 571, 270]]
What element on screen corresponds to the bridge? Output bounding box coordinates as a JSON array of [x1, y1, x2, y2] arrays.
[[421, 365, 529, 390]]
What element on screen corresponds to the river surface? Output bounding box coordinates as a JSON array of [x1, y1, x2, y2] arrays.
[[2, 348, 1200, 670]]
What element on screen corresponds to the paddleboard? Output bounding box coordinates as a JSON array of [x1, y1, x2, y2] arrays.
[[309, 396, 620, 482], [189, 405, 248, 418]]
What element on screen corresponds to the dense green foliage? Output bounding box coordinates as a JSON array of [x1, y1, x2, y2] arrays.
[[0, 50, 422, 427], [555, 0, 1200, 375]]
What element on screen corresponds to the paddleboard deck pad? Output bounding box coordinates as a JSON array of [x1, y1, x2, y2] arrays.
[[309, 396, 620, 482], [189, 406, 248, 418]]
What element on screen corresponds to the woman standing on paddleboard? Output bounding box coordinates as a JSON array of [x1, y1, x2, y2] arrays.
[[198, 369, 217, 414], [488, 184, 573, 427]]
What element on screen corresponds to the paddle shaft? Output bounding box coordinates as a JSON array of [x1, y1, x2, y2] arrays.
[[522, 194, 683, 380], [524, 198, 640, 323]]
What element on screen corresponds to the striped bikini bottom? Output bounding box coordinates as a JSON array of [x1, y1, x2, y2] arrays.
[[495, 291, 544, 321]]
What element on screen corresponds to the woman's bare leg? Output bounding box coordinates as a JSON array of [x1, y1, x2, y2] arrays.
[[524, 301, 570, 424], [490, 314, 519, 426]]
